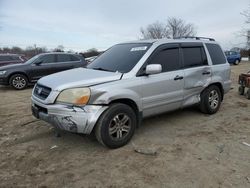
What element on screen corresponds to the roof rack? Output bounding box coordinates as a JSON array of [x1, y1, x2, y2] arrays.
[[174, 36, 215, 41]]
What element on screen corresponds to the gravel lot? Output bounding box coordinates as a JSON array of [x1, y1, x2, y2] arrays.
[[0, 62, 250, 188]]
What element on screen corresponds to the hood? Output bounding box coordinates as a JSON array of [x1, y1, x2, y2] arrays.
[[0, 63, 27, 70], [37, 68, 123, 91]]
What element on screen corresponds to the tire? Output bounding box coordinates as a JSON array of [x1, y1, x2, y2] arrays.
[[95, 103, 137, 149], [246, 89, 250, 100], [234, 59, 240, 65], [199, 85, 222, 114], [9, 74, 28, 90], [238, 86, 245, 95]]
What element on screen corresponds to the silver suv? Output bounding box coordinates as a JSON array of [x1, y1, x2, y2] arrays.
[[31, 37, 231, 148]]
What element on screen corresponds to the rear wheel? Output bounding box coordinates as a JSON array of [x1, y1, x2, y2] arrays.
[[95, 103, 136, 149], [238, 86, 245, 95], [246, 89, 250, 100], [200, 85, 222, 114], [9, 74, 28, 90]]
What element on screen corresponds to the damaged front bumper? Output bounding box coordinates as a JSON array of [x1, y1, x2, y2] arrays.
[[31, 98, 108, 134]]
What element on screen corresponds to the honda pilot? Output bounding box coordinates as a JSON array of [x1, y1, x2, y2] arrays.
[[31, 37, 231, 148]]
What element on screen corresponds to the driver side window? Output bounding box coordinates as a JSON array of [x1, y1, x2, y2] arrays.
[[149, 47, 180, 72], [39, 54, 55, 64]]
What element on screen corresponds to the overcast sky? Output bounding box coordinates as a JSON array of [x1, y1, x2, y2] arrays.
[[0, 0, 249, 52]]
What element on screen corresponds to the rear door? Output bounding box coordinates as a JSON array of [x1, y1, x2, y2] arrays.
[[181, 43, 211, 107], [56, 54, 83, 71], [140, 44, 184, 117]]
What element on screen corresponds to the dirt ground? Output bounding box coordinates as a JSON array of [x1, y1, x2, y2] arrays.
[[0, 62, 250, 188]]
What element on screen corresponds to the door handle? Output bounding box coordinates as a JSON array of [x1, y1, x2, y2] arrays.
[[202, 71, 211, 75], [174, 75, 184, 80]]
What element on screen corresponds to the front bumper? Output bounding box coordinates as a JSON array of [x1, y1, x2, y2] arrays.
[[31, 97, 108, 134], [0, 76, 9, 85]]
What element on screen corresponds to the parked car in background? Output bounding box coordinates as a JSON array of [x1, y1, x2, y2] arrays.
[[0, 52, 87, 89], [0, 54, 27, 67], [31, 37, 231, 148], [225, 51, 241, 65], [85, 56, 98, 64]]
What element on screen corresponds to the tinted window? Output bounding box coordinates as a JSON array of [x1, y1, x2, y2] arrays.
[[206, 43, 226, 65], [70, 55, 80, 61], [57, 54, 71, 62], [11, 56, 20, 61], [182, 47, 207, 68], [0, 56, 12, 61], [149, 48, 180, 72], [88, 43, 151, 73], [40, 54, 55, 64]]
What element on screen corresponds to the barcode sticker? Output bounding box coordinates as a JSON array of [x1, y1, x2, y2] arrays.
[[130, 46, 148, 52]]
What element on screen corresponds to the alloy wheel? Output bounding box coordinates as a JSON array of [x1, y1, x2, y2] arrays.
[[109, 113, 131, 140], [208, 90, 219, 109], [12, 76, 26, 89]]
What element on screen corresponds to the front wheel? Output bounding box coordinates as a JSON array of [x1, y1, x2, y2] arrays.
[[9, 74, 28, 90], [234, 59, 240, 65], [95, 103, 136, 149], [199, 85, 222, 114]]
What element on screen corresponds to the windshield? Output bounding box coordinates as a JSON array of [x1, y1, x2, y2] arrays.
[[24, 54, 41, 64], [87, 43, 151, 73]]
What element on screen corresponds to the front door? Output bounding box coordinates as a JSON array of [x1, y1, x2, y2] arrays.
[[29, 54, 57, 82], [139, 44, 184, 117]]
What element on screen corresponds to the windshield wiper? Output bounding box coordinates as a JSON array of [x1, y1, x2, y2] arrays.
[[92, 67, 114, 72]]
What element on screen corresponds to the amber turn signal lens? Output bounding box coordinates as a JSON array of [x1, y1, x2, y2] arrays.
[[75, 95, 90, 105]]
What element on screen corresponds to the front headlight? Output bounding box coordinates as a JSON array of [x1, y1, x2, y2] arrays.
[[0, 71, 6, 75], [56, 88, 91, 105]]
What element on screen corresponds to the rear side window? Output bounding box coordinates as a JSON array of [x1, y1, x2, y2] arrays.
[[57, 54, 71, 62], [149, 48, 180, 72], [182, 47, 208, 68], [70, 55, 80, 61], [206, 43, 226, 65], [11, 56, 20, 61], [0, 56, 12, 61]]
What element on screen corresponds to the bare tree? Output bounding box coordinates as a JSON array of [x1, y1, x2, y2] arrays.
[[54, 45, 64, 52], [140, 21, 169, 39], [167, 17, 196, 38], [83, 48, 101, 58], [241, 5, 250, 24], [140, 17, 197, 39], [241, 5, 250, 48]]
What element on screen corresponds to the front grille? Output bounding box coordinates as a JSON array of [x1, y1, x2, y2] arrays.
[[34, 84, 51, 100]]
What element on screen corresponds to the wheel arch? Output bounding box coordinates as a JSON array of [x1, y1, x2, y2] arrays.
[[8, 72, 29, 84], [109, 98, 142, 127], [203, 82, 224, 101]]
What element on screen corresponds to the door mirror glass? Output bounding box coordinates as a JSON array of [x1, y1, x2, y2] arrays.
[[145, 64, 162, 75]]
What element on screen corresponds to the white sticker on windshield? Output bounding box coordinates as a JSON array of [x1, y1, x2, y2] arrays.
[[130, 46, 148, 52]]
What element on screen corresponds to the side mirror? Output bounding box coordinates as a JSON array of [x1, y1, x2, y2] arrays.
[[145, 64, 162, 75]]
